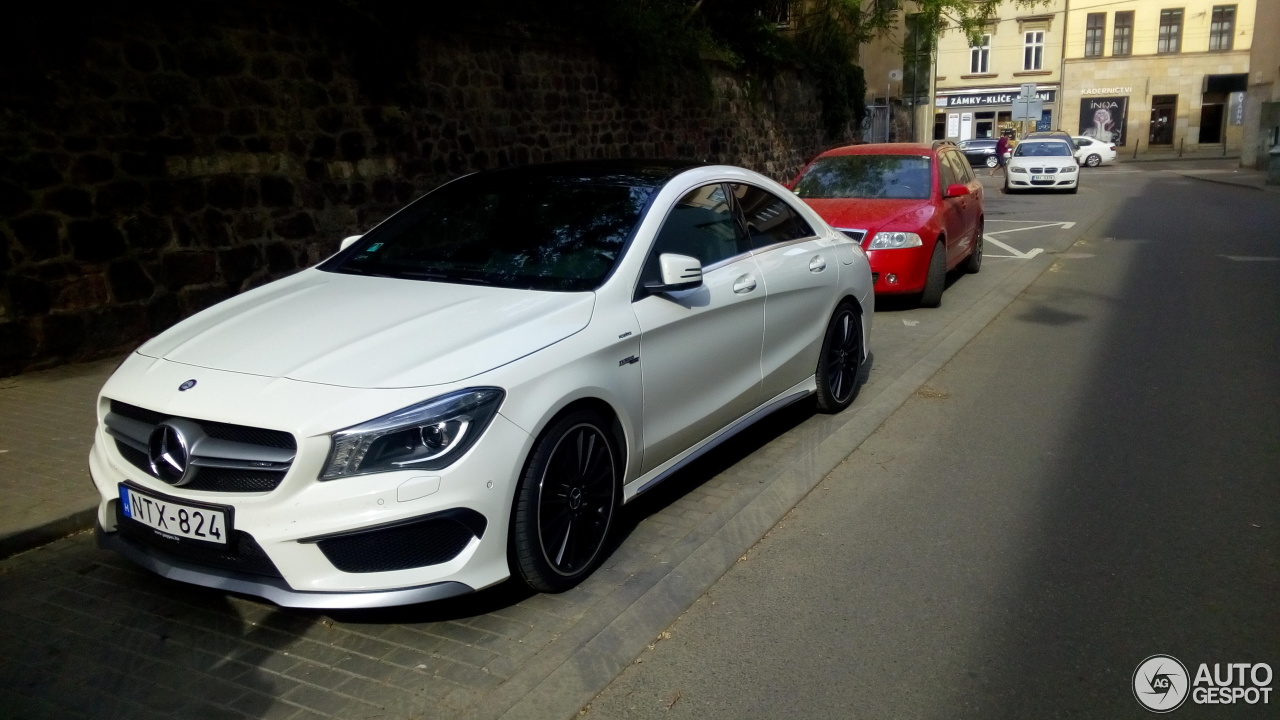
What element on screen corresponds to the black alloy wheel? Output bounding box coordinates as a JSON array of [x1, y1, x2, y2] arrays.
[[511, 411, 619, 592], [1085, 153, 1102, 167], [815, 301, 863, 413]]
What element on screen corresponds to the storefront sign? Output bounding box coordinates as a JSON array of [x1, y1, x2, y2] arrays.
[[1228, 92, 1245, 126], [938, 89, 1057, 107], [1082, 87, 1133, 95], [1078, 96, 1128, 146]]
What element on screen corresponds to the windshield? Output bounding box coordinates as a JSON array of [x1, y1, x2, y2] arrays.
[[793, 155, 933, 200], [1014, 142, 1073, 157], [322, 172, 658, 291]]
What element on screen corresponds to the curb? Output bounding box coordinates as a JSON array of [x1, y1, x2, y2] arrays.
[[1166, 171, 1273, 193], [1118, 154, 1241, 164], [0, 506, 98, 560]]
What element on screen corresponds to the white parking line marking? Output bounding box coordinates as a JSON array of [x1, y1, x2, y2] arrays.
[[985, 221, 1076, 235], [1221, 255, 1280, 262], [984, 235, 1044, 259]]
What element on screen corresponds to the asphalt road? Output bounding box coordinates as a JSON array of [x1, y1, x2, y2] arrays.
[[582, 167, 1280, 719]]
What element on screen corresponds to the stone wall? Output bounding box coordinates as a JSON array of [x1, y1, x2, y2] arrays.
[[0, 5, 848, 375]]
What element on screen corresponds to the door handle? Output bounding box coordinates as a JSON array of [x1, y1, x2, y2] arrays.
[[733, 275, 757, 294], [809, 256, 827, 272]]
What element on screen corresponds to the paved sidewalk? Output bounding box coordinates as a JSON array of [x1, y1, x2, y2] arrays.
[[1120, 156, 1280, 194], [0, 356, 120, 557]]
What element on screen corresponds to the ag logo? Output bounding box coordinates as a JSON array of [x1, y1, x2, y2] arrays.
[[1134, 654, 1190, 713]]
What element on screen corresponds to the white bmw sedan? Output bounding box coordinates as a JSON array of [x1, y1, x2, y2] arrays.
[[1004, 138, 1081, 194], [90, 161, 873, 609]]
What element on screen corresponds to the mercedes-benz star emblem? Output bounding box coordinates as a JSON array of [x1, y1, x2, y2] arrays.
[[179, 379, 197, 391], [148, 422, 192, 485]]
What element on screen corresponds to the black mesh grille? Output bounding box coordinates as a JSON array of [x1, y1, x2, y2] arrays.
[[313, 510, 486, 573], [116, 439, 151, 473], [108, 400, 293, 493], [116, 505, 283, 579]]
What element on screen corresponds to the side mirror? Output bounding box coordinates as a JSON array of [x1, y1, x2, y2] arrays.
[[644, 253, 703, 293], [340, 234, 363, 251], [945, 183, 970, 198]]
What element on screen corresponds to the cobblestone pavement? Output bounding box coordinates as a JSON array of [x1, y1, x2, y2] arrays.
[[0, 187, 1081, 719], [0, 399, 818, 720], [0, 358, 117, 555]]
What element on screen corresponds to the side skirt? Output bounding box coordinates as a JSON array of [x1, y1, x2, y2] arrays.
[[622, 377, 816, 502]]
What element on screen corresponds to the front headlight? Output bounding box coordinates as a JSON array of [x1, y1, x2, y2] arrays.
[[320, 388, 504, 480], [1011, 166, 1029, 174], [1061, 165, 1077, 173], [867, 231, 923, 250]]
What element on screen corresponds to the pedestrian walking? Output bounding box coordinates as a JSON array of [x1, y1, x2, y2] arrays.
[[992, 134, 1010, 176]]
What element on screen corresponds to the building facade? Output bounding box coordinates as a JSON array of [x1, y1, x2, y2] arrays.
[[1241, 0, 1278, 169], [931, 0, 1069, 141], [1061, 0, 1256, 153]]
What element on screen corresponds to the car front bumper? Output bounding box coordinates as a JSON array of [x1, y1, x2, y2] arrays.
[[89, 357, 533, 606], [865, 244, 932, 294]]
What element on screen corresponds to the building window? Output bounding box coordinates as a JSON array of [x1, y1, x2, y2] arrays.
[[1084, 13, 1106, 57], [1023, 30, 1044, 70], [1113, 11, 1134, 56], [1209, 5, 1235, 51], [970, 34, 991, 73], [1158, 9, 1183, 54]]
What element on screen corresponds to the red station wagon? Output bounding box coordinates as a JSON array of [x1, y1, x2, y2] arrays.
[[791, 142, 984, 307]]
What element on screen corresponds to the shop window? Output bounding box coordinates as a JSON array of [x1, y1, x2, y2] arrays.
[[1084, 13, 1106, 57], [1158, 9, 1183, 54], [1209, 6, 1235, 51], [1024, 31, 1044, 70], [970, 34, 991, 73], [1113, 11, 1134, 56]]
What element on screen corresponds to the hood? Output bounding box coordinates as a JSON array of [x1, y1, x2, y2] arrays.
[[802, 198, 935, 239], [137, 270, 596, 389]]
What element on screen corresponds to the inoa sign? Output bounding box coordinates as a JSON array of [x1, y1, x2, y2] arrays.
[[940, 90, 1057, 107]]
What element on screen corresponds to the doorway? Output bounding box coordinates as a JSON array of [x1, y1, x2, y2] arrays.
[[1198, 104, 1224, 143], [1149, 95, 1177, 145]]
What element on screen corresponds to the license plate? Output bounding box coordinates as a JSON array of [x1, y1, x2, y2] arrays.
[[1033, 175, 1052, 182], [119, 484, 229, 545]]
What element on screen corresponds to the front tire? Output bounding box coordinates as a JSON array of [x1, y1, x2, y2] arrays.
[[511, 410, 619, 593], [815, 301, 863, 413], [918, 242, 946, 308]]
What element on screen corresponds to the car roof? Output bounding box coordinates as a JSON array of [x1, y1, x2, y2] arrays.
[[817, 142, 938, 158], [1018, 137, 1072, 144]]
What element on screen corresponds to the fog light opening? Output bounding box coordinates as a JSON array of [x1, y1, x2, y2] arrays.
[[885, 274, 899, 285]]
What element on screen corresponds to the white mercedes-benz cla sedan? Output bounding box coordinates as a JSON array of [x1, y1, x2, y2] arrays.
[[90, 160, 874, 609]]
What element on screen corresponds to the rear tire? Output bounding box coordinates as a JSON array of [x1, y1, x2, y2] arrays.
[[1085, 153, 1101, 167], [964, 223, 983, 274], [815, 301, 863, 413], [918, 242, 946, 308], [985, 155, 999, 168], [511, 410, 619, 593]]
